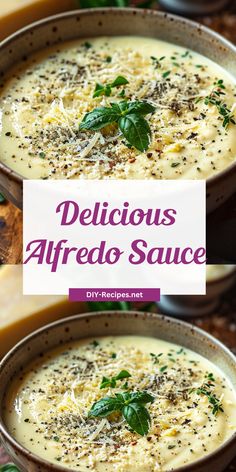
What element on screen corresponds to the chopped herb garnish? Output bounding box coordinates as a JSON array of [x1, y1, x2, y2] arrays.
[[111, 352, 117, 359], [100, 370, 131, 389], [89, 390, 154, 436], [92, 340, 99, 347], [171, 162, 180, 168], [191, 383, 224, 415], [196, 80, 235, 129], [106, 56, 112, 63], [84, 41, 92, 49], [150, 352, 163, 364], [176, 347, 184, 355], [206, 373, 215, 382], [162, 71, 171, 78], [214, 79, 226, 90], [39, 151, 46, 159], [93, 75, 129, 98], [160, 365, 168, 372], [150, 55, 165, 68], [80, 100, 155, 152]]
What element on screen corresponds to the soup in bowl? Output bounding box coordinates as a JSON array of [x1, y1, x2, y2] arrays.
[[0, 311, 236, 472], [0, 9, 235, 210]]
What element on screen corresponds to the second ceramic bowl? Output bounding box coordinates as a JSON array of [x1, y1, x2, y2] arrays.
[[0, 311, 236, 472]]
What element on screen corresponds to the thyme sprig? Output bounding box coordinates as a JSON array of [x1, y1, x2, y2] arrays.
[[190, 381, 224, 416], [196, 79, 235, 129]]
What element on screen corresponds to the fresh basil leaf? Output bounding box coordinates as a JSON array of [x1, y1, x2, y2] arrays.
[[100, 377, 116, 389], [123, 403, 151, 436], [0, 465, 20, 472], [129, 391, 154, 405], [0, 192, 6, 203], [93, 84, 112, 98], [100, 370, 131, 389], [111, 76, 129, 87], [93, 76, 128, 98], [104, 85, 112, 96], [87, 301, 131, 311], [115, 0, 129, 5], [116, 391, 131, 403], [80, 106, 120, 131], [126, 101, 155, 116], [119, 114, 151, 152], [110, 102, 123, 113], [115, 370, 131, 381], [93, 83, 105, 98], [119, 89, 126, 97], [115, 100, 129, 114], [119, 301, 131, 310], [114, 392, 126, 402], [100, 376, 112, 389], [88, 396, 123, 417]]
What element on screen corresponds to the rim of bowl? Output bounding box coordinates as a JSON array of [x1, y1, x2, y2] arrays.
[[206, 265, 236, 286], [0, 7, 236, 191], [0, 310, 236, 472]]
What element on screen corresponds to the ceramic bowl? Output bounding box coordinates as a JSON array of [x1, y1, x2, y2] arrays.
[[158, 0, 230, 15], [0, 8, 236, 211], [0, 311, 236, 472], [158, 265, 236, 317]]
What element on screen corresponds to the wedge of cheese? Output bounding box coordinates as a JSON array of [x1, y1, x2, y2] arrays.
[[0, 265, 86, 358], [0, 0, 76, 41]]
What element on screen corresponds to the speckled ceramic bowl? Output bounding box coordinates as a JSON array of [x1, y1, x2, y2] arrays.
[[0, 8, 235, 212], [158, 265, 236, 317], [0, 311, 236, 472]]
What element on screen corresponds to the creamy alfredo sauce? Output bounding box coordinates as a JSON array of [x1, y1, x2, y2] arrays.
[[0, 36, 236, 180], [5, 336, 236, 471]]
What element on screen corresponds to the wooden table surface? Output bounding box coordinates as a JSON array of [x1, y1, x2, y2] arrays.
[[0, 202, 22, 264]]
